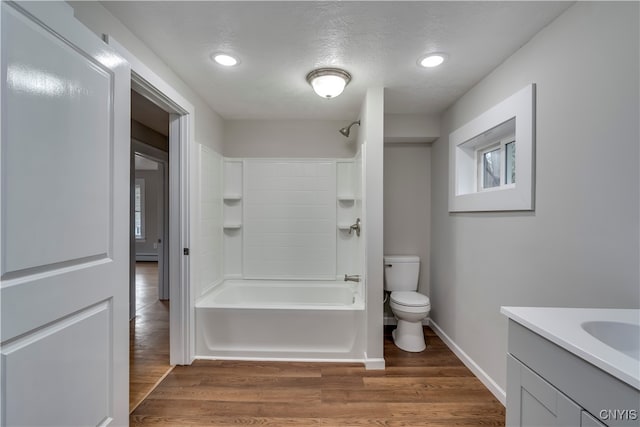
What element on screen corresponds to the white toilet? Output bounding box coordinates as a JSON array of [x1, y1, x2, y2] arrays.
[[384, 255, 431, 352]]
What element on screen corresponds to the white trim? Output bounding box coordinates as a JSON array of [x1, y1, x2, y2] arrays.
[[449, 84, 535, 212], [364, 356, 386, 370], [384, 314, 397, 325], [135, 254, 158, 262], [174, 112, 193, 364], [429, 320, 506, 405], [134, 178, 146, 240], [476, 135, 515, 192], [132, 138, 169, 163], [104, 37, 193, 115], [384, 314, 431, 326], [197, 356, 368, 365], [195, 355, 386, 371], [105, 36, 193, 365]]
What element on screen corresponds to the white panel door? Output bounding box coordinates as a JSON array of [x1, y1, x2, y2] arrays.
[[1, 2, 130, 426]]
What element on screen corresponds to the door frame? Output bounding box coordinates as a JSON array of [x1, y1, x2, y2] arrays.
[[105, 36, 194, 365]]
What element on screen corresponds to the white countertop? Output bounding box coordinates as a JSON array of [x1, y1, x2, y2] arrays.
[[501, 307, 640, 390]]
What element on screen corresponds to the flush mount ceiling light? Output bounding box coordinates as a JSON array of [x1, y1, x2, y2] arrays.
[[306, 68, 352, 99], [418, 53, 447, 68], [211, 53, 239, 67]]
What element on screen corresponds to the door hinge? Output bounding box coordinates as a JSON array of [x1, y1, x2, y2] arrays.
[[183, 248, 190, 256]]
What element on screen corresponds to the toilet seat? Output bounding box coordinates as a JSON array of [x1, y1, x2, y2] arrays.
[[390, 291, 430, 307], [389, 291, 430, 315]]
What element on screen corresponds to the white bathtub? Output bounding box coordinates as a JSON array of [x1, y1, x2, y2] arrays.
[[195, 279, 366, 362]]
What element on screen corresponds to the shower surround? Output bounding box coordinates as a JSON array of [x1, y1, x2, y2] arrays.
[[194, 154, 366, 363]]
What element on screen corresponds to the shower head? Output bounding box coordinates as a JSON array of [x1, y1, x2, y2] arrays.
[[339, 120, 360, 138]]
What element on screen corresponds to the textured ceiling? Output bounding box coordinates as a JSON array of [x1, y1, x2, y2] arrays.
[[102, 1, 572, 120]]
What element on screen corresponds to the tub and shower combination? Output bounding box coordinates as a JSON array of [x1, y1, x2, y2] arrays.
[[194, 157, 366, 363]]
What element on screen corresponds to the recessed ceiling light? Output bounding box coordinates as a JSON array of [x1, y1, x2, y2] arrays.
[[212, 53, 239, 67], [418, 53, 447, 68]]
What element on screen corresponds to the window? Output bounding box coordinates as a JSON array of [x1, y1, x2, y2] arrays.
[[135, 178, 145, 240], [477, 136, 515, 191], [448, 84, 535, 212], [506, 141, 516, 185]]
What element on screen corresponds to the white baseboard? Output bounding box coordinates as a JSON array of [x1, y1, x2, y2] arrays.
[[384, 313, 397, 325], [429, 320, 506, 406], [364, 354, 386, 370], [196, 355, 369, 366], [384, 314, 431, 326], [136, 253, 158, 262]]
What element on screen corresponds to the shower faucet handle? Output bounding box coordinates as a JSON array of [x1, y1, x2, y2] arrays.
[[349, 218, 361, 237]]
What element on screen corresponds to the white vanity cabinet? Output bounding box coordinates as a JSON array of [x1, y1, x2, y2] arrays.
[[508, 354, 605, 426], [505, 318, 639, 427], [508, 354, 579, 425]]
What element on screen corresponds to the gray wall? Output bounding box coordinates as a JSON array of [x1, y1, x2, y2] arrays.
[[224, 119, 358, 158], [384, 143, 431, 297], [430, 1, 639, 396]]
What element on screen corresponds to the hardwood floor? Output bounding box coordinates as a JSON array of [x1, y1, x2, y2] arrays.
[[130, 262, 173, 413], [130, 325, 505, 426]]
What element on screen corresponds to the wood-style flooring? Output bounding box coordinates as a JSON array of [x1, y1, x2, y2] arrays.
[[130, 324, 505, 426], [130, 262, 172, 413]]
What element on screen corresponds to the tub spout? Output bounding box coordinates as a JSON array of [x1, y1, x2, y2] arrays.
[[344, 274, 361, 282]]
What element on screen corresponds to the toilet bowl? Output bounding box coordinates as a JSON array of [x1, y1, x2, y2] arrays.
[[384, 256, 431, 352], [389, 291, 431, 352]]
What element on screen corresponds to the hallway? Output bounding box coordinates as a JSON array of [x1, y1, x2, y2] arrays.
[[130, 262, 172, 412]]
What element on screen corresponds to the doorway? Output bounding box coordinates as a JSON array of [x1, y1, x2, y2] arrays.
[[129, 90, 172, 412], [106, 33, 194, 368], [132, 147, 170, 310], [130, 89, 169, 316]]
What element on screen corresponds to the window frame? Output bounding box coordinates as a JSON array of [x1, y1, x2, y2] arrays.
[[448, 84, 535, 212], [476, 135, 516, 192], [134, 178, 145, 241]]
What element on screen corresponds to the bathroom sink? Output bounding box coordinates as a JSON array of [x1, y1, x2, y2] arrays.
[[581, 320, 640, 360], [502, 307, 640, 390]]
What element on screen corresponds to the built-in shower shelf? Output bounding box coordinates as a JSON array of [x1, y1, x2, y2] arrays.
[[337, 195, 356, 202], [223, 223, 242, 229], [223, 194, 242, 201], [337, 223, 353, 231]]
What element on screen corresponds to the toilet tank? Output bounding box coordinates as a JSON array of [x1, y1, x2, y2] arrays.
[[383, 255, 420, 292]]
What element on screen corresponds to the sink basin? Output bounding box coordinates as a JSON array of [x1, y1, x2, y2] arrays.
[[581, 320, 640, 360], [502, 307, 640, 390]]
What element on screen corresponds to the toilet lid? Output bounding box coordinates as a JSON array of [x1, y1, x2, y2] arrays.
[[390, 291, 430, 307]]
